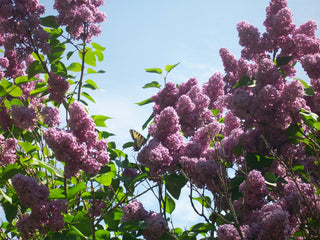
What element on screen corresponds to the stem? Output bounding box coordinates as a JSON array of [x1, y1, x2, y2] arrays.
[[91, 180, 96, 240], [77, 41, 87, 101]]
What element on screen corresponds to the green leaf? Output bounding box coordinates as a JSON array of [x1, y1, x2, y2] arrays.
[[233, 76, 256, 89], [95, 51, 104, 62], [246, 153, 274, 170], [48, 45, 66, 63], [297, 78, 315, 97], [300, 109, 320, 130], [67, 51, 74, 60], [3, 201, 17, 222], [83, 79, 100, 90], [18, 142, 40, 154], [95, 229, 110, 239], [232, 140, 243, 156], [142, 81, 161, 89], [165, 62, 180, 73], [31, 158, 64, 178], [94, 173, 114, 187], [30, 86, 49, 97], [7, 85, 23, 97], [264, 172, 277, 187], [41, 16, 59, 28], [142, 112, 154, 130], [51, 61, 67, 78], [9, 98, 23, 106], [145, 68, 162, 74], [83, 48, 97, 67], [276, 56, 292, 66], [67, 182, 87, 200], [211, 109, 220, 117], [15, 76, 29, 85], [119, 220, 148, 231], [81, 92, 95, 103], [136, 98, 153, 106], [92, 42, 106, 51], [87, 68, 98, 74], [49, 188, 66, 199], [164, 173, 187, 199], [164, 193, 175, 214], [67, 62, 82, 72], [28, 60, 46, 79], [192, 196, 211, 208], [92, 115, 111, 127]]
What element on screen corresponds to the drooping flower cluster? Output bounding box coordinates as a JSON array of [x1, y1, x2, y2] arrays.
[[12, 174, 67, 239], [121, 200, 168, 240], [54, 0, 107, 42], [11, 105, 37, 131], [48, 71, 70, 104], [44, 102, 109, 178], [0, 135, 17, 165], [40, 106, 61, 127], [0, 0, 50, 59]]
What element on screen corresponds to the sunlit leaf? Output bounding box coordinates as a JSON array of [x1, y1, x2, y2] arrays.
[[67, 62, 82, 72], [145, 68, 162, 74], [192, 196, 211, 208], [67, 182, 87, 200], [18, 142, 40, 154], [164, 193, 175, 214], [51, 61, 67, 78], [136, 98, 153, 106], [92, 115, 111, 127], [31, 158, 64, 178], [142, 81, 161, 89], [92, 42, 106, 51], [81, 92, 95, 103], [7, 85, 23, 97], [165, 62, 180, 73]]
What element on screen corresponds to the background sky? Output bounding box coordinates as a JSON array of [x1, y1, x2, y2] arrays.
[[43, 0, 320, 229], [83, 0, 320, 228]]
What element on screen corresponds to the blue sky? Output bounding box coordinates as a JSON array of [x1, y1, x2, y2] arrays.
[[42, 0, 320, 229], [91, 0, 320, 144]]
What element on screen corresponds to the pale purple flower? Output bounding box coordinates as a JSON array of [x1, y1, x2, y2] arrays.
[[11, 105, 37, 131], [203, 72, 225, 110], [48, 72, 69, 104], [217, 224, 242, 240], [0, 136, 17, 165], [142, 211, 169, 240], [300, 54, 320, 79], [122, 200, 148, 222], [41, 106, 61, 127], [152, 82, 179, 114], [54, 0, 106, 42], [137, 139, 173, 176]]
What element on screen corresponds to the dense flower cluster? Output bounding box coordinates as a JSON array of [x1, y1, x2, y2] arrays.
[[40, 106, 61, 127], [122, 200, 168, 240], [11, 105, 37, 131], [136, 0, 320, 239], [54, 0, 107, 42], [48, 71, 70, 104], [44, 102, 109, 178], [0, 135, 17, 165], [12, 174, 67, 239]]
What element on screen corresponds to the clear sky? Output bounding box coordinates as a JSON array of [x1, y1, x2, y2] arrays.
[[43, 0, 320, 229]]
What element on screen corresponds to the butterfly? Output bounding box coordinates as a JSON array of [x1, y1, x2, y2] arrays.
[[129, 129, 147, 151]]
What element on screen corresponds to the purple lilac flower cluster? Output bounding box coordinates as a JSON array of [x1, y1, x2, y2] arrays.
[[44, 102, 109, 178], [137, 0, 320, 238], [0, 135, 17, 165], [12, 174, 67, 239], [122, 200, 168, 240], [54, 0, 107, 42]]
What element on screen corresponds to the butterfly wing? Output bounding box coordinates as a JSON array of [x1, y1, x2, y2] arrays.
[[130, 129, 147, 151]]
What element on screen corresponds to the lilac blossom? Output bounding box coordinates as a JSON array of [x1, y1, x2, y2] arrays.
[[41, 106, 61, 127], [121, 200, 148, 222], [0, 135, 17, 165], [48, 72, 70, 104], [11, 105, 37, 131], [54, 0, 107, 42], [142, 211, 169, 240]]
